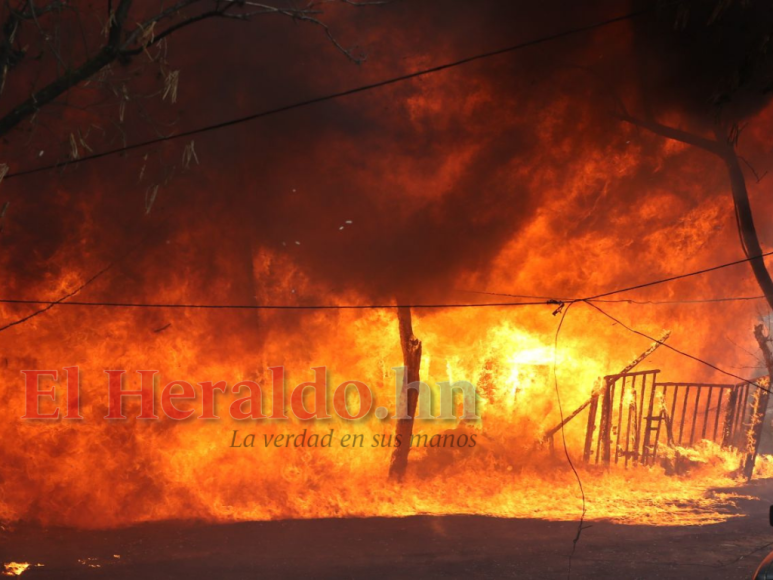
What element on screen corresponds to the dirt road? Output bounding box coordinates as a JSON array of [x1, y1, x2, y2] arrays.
[[5, 480, 773, 579]]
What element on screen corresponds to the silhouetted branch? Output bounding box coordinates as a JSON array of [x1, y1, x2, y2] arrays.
[[614, 112, 723, 155], [0, 0, 386, 139]]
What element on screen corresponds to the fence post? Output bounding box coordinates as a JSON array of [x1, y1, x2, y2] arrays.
[[600, 377, 613, 465], [583, 379, 601, 463], [721, 386, 739, 448], [742, 380, 771, 481]]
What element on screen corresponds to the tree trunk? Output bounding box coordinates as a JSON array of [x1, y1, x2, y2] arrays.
[[742, 324, 773, 480], [718, 142, 773, 312], [388, 306, 422, 481]]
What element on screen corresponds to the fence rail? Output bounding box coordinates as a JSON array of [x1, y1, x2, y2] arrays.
[[583, 371, 756, 466]]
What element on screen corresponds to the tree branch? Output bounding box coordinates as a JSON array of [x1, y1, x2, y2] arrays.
[[0, 0, 132, 137], [614, 112, 723, 156], [0, 0, 385, 139]]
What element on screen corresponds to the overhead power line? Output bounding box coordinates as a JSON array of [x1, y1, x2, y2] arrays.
[[3, 8, 651, 180], [0, 298, 547, 310], [460, 289, 771, 305], [1, 250, 772, 311], [591, 296, 768, 305], [583, 300, 770, 394], [461, 250, 773, 306], [582, 251, 773, 301]]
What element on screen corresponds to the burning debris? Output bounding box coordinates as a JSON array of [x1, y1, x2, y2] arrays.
[[1, 563, 28, 577], [1, 563, 43, 577]]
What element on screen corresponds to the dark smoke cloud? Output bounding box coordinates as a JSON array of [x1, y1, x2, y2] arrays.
[[0, 0, 613, 305], [3, 0, 771, 312]]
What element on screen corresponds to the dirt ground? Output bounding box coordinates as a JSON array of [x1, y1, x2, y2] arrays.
[[5, 480, 773, 579]]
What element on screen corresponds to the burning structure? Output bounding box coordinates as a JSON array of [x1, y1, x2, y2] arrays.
[[4, 0, 773, 578]]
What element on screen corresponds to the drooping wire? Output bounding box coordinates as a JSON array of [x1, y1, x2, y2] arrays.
[[460, 290, 770, 305], [551, 302, 586, 580], [583, 300, 769, 394]]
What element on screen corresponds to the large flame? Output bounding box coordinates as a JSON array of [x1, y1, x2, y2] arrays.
[[2, 9, 773, 531]]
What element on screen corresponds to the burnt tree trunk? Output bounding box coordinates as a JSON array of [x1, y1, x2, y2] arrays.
[[718, 141, 773, 312], [742, 324, 773, 480], [388, 306, 422, 481], [723, 138, 773, 477]]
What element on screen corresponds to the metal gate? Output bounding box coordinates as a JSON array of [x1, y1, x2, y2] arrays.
[[583, 370, 754, 466]]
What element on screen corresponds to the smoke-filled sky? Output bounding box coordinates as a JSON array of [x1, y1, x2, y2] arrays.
[[0, 0, 771, 355]]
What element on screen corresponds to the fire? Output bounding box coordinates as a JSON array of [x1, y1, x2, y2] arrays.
[[77, 558, 100, 568], [2, 563, 30, 577], [0, 302, 767, 529], [1, 12, 773, 535]]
